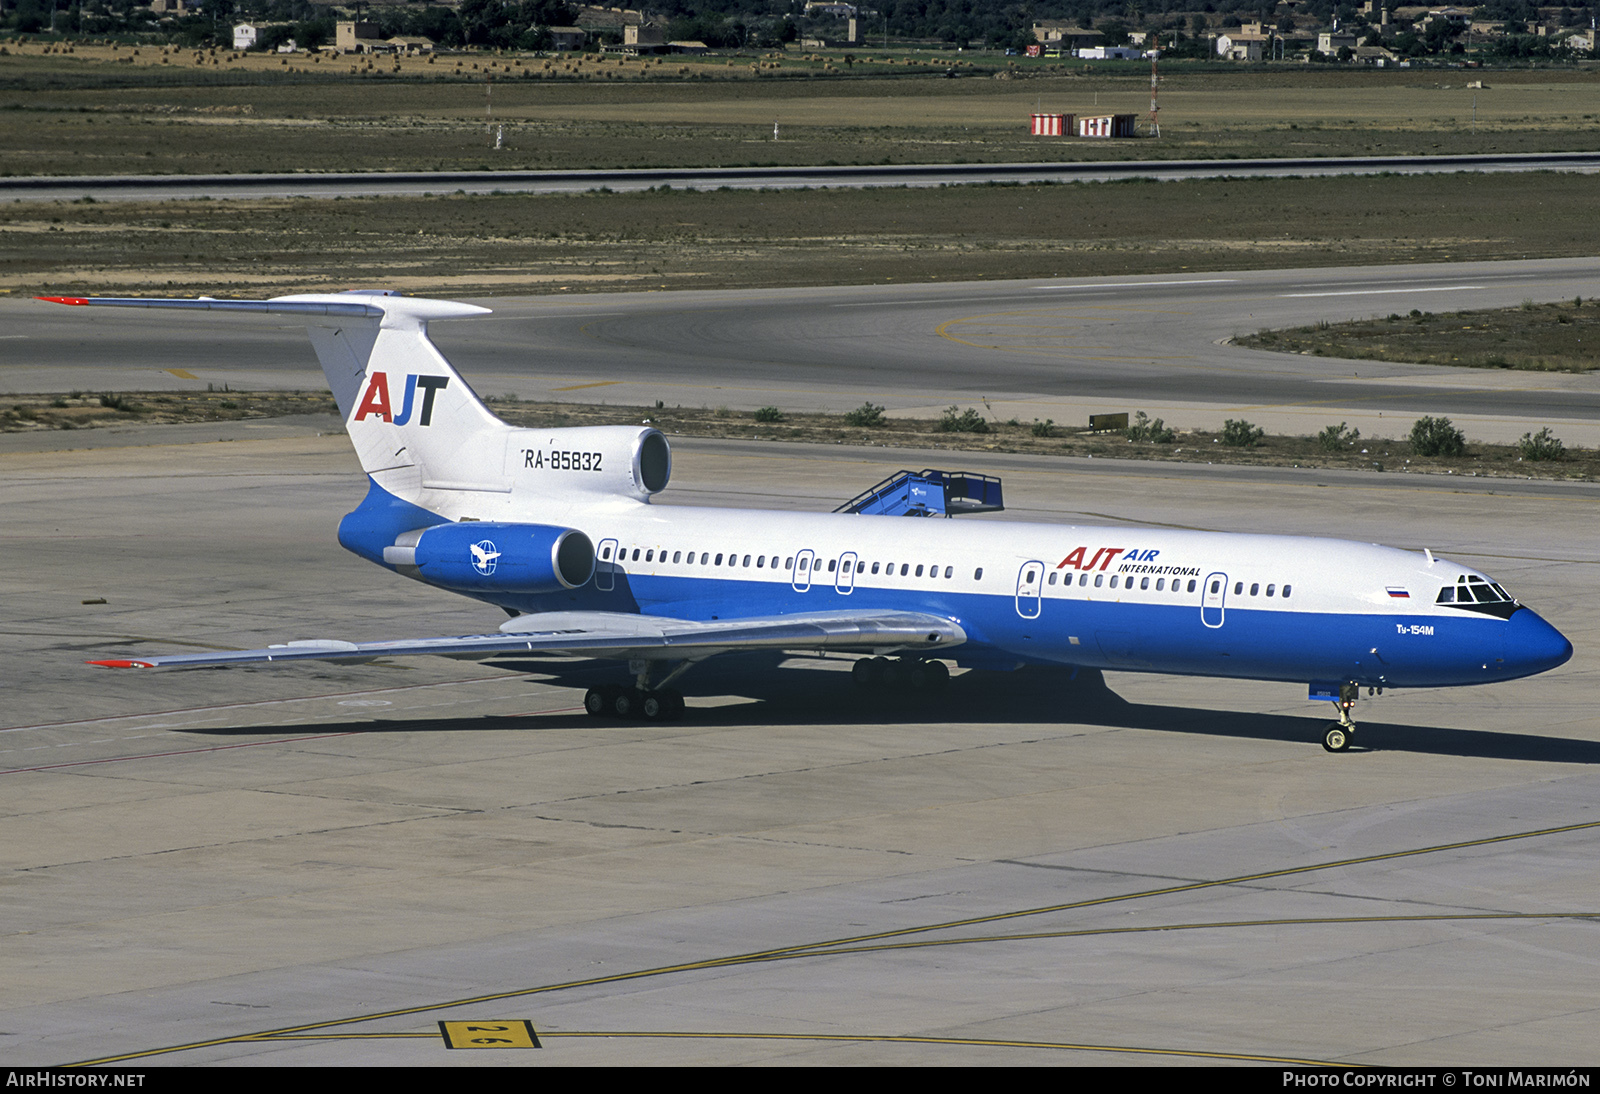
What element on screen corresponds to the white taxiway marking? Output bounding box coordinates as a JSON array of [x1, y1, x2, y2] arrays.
[[1034, 279, 1239, 291], [834, 279, 1241, 309], [1280, 285, 1487, 298]]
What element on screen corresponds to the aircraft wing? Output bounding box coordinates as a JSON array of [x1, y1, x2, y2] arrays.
[[87, 609, 966, 669]]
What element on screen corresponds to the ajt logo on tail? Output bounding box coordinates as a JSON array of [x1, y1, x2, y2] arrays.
[[354, 372, 450, 426]]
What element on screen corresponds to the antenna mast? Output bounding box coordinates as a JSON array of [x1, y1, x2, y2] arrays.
[[1148, 45, 1160, 137]]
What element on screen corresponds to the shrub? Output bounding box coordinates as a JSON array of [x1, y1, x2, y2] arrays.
[[100, 393, 144, 413], [754, 406, 784, 423], [1125, 411, 1175, 444], [1409, 416, 1466, 457], [1030, 418, 1055, 438], [937, 406, 990, 434], [1517, 427, 1566, 461], [842, 402, 886, 427], [1221, 418, 1264, 447], [1318, 421, 1360, 452]]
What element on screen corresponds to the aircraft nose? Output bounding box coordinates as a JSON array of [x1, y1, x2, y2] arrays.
[[1504, 608, 1573, 678]]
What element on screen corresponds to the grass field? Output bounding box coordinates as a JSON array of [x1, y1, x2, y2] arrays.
[[3, 389, 1590, 480], [1238, 298, 1600, 371], [7, 170, 1600, 297], [5, 48, 1600, 175]]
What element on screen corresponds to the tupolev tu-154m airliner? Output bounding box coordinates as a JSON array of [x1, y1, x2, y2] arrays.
[[44, 291, 1572, 753]]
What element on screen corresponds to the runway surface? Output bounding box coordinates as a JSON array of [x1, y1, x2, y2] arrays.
[[7, 152, 1600, 202], [1, 417, 1598, 1066], [8, 256, 1600, 444]]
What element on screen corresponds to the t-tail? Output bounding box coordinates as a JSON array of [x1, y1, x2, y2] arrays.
[[38, 290, 672, 596]]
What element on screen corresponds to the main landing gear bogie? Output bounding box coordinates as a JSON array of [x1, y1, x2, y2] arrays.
[[584, 685, 686, 721], [852, 656, 950, 692]]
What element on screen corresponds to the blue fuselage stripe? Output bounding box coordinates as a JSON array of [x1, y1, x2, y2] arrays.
[[475, 571, 1526, 689]]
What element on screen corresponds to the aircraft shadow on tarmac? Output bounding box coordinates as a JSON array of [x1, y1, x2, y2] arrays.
[[181, 655, 1600, 765]]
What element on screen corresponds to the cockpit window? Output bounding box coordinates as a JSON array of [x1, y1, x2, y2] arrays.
[[1446, 577, 1514, 605]]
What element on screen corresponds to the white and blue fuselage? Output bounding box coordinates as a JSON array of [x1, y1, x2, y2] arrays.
[[343, 480, 1570, 693], [47, 290, 1571, 739]]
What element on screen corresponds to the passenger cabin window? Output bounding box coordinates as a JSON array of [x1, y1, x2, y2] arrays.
[[1234, 581, 1243, 595], [872, 562, 880, 575], [974, 567, 983, 580], [1266, 584, 1275, 597], [1250, 583, 1258, 596], [1282, 585, 1292, 598], [632, 549, 641, 561], [944, 566, 952, 578]]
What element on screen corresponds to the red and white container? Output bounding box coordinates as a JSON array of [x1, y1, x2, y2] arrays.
[[1078, 113, 1137, 138], [1030, 113, 1073, 136]]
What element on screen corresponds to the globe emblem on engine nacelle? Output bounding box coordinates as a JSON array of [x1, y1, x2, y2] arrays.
[[470, 540, 501, 577]]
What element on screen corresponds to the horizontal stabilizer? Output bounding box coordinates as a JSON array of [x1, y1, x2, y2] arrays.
[[35, 292, 490, 325]]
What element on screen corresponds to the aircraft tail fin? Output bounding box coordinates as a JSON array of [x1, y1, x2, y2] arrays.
[[37, 291, 505, 507]]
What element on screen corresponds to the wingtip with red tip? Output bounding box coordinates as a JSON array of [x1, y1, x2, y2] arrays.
[[37, 296, 90, 306], [86, 659, 155, 669]]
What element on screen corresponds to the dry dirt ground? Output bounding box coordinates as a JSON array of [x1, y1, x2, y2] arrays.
[[2, 391, 1591, 482]]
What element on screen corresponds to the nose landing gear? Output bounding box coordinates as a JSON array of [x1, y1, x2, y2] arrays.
[[1322, 682, 1360, 752]]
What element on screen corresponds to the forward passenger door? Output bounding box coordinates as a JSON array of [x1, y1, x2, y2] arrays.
[[1015, 560, 1043, 619]]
